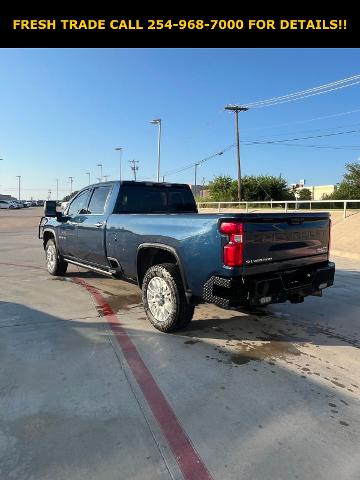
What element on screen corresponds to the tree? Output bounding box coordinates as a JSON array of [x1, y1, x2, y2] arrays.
[[298, 188, 312, 200], [241, 175, 295, 201], [208, 174, 294, 202], [324, 161, 360, 200], [62, 191, 78, 202], [208, 176, 234, 201]]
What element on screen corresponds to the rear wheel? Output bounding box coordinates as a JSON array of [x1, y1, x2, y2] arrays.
[[142, 263, 194, 332], [45, 239, 68, 276]]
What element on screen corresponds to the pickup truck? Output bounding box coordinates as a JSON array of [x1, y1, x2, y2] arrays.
[[39, 181, 335, 332]]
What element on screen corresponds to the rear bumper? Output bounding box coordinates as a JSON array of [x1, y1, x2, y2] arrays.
[[203, 261, 335, 308]]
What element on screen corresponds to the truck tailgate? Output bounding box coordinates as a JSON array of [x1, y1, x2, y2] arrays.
[[243, 213, 330, 267]]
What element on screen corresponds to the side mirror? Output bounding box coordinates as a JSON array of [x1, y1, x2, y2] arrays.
[[44, 200, 58, 217]]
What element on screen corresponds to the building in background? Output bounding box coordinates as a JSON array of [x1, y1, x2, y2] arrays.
[[189, 185, 209, 198], [305, 185, 336, 200], [0, 194, 17, 201], [291, 180, 336, 200]]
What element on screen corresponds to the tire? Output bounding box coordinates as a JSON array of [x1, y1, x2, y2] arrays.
[[45, 238, 68, 276], [142, 263, 194, 333]]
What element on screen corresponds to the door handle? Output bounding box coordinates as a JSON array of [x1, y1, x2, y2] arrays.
[[95, 222, 104, 228]]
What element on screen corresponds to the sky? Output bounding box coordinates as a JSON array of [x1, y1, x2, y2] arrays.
[[0, 48, 359, 200]]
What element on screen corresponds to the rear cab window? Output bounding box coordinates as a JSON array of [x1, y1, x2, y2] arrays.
[[114, 184, 197, 213]]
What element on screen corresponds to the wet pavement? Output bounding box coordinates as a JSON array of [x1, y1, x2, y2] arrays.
[[1, 209, 360, 479]]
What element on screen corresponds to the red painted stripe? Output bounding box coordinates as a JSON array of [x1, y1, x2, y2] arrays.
[[73, 277, 213, 480]]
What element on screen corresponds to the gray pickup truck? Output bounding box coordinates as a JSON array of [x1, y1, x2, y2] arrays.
[[40, 181, 335, 332]]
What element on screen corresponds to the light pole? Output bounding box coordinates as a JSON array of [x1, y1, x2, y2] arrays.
[[16, 175, 21, 201], [225, 105, 249, 202], [56, 178, 59, 202], [150, 118, 162, 182], [69, 176, 74, 194], [97, 163, 103, 182], [115, 147, 123, 181], [86, 172, 91, 185]]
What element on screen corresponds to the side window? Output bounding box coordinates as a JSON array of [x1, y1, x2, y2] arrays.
[[67, 190, 90, 216], [87, 187, 111, 215]]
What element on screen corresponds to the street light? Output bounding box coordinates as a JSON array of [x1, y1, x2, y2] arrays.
[[150, 118, 162, 182], [16, 175, 21, 201], [69, 176, 74, 194], [97, 163, 103, 182], [225, 104, 249, 202], [56, 178, 59, 202], [86, 172, 91, 185], [114, 147, 123, 181]]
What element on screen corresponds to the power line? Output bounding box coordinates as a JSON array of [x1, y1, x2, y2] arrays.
[[243, 127, 360, 145], [243, 107, 360, 133], [247, 143, 360, 151], [159, 144, 235, 178], [242, 74, 360, 109], [154, 127, 360, 180]]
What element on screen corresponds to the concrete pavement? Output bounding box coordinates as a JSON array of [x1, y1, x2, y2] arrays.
[[1, 208, 359, 479]]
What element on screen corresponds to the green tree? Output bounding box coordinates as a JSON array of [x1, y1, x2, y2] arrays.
[[241, 175, 294, 201], [324, 161, 360, 200], [208, 176, 234, 201], [298, 188, 312, 200], [208, 174, 294, 202], [62, 191, 78, 202]]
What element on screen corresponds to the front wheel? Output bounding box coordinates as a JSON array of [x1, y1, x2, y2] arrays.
[[142, 263, 194, 333], [45, 239, 68, 276]]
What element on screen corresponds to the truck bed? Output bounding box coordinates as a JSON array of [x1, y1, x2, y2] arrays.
[[106, 211, 330, 297]]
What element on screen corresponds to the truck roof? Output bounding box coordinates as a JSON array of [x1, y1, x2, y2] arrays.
[[87, 180, 191, 189]]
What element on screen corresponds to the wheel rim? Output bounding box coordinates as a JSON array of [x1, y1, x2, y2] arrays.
[[46, 244, 56, 271], [146, 276, 173, 322]]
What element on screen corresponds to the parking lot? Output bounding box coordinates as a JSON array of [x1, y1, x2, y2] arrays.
[[1, 208, 360, 480]]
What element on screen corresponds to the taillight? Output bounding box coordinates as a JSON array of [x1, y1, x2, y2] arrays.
[[219, 222, 244, 267], [328, 218, 332, 254]]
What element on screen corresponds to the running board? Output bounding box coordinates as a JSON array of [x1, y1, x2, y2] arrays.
[[65, 258, 115, 277]]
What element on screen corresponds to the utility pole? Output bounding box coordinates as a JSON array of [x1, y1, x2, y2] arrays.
[[86, 172, 91, 185], [194, 163, 200, 195], [115, 147, 123, 181], [16, 175, 21, 200], [97, 163, 103, 182], [129, 160, 139, 181], [56, 178, 59, 202], [150, 118, 162, 182], [225, 105, 249, 201], [69, 176, 74, 194]]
